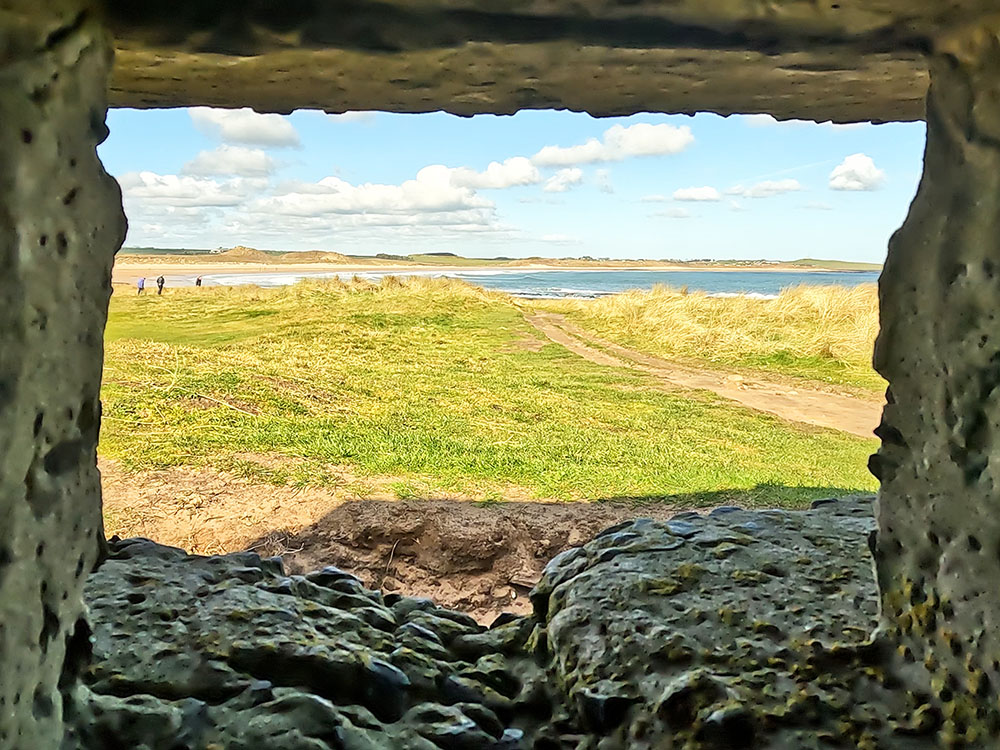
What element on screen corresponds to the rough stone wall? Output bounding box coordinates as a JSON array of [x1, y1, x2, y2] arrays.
[[0, 2, 126, 747], [5, 0, 1000, 747], [108, 45, 928, 123], [72, 501, 903, 749], [102, 0, 954, 121], [872, 19, 1000, 745]]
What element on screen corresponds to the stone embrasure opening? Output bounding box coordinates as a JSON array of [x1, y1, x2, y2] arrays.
[[1, 3, 126, 749], [872, 20, 1000, 746], [4, 1, 1000, 748]]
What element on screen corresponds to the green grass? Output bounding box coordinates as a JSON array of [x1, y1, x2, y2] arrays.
[[101, 278, 877, 508], [403, 253, 505, 266]]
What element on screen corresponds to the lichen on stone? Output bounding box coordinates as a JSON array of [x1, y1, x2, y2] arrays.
[[66, 498, 947, 748]]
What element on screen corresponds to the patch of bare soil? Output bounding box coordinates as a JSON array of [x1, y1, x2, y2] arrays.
[[526, 312, 883, 438], [100, 458, 343, 556], [101, 458, 686, 623], [251, 499, 686, 624]]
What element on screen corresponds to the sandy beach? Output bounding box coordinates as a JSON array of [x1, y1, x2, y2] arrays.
[[112, 257, 874, 285], [112, 261, 487, 283]]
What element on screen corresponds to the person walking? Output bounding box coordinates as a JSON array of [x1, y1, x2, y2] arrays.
[[156, 275, 165, 295], [137, 277, 145, 295], [195, 276, 203, 287]]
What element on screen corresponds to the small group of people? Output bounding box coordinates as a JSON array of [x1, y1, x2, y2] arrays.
[[136, 275, 164, 295], [136, 275, 202, 295]]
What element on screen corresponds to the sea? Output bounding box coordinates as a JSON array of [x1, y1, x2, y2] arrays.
[[168, 268, 880, 299]]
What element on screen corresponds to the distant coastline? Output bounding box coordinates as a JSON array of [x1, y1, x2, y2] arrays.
[[113, 245, 882, 283]]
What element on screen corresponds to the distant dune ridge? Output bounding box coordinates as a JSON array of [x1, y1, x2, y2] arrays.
[[118, 245, 358, 266], [217, 246, 274, 262], [114, 245, 883, 272], [278, 250, 353, 263]]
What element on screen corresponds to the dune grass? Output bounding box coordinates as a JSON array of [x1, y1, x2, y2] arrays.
[[402, 253, 504, 266], [100, 277, 878, 507], [539, 284, 883, 392]]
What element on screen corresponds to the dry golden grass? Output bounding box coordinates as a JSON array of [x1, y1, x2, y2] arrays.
[[545, 284, 883, 391]]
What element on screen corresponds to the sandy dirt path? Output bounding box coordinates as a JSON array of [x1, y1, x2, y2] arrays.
[[525, 312, 882, 438]]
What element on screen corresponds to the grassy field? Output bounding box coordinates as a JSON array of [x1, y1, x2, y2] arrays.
[[537, 284, 884, 392], [101, 278, 878, 507]]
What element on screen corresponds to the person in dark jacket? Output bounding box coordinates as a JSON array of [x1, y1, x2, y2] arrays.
[[156, 275, 165, 295]]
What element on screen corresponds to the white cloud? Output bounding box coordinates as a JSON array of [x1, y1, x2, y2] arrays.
[[543, 168, 584, 193], [190, 107, 301, 147], [728, 200, 747, 212], [326, 111, 377, 124], [136, 222, 167, 237], [541, 233, 582, 245], [640, 194, 670, 203], [673, 186, 721, 202], [804, 201, 834, 211], [518, 196, 565, 205], [829, 153, 886, 191], [654, 207, 692, 219], [727, 179, 803, 198], [206, 209, 517, 253], [743, 114, 783, 127], [118, 171, 263, 208], [441, 157, 541, 189], [532, 123, 694, 166], [182, 145, 278, 177], [119, 158, 531, 249], [595, 169, 614, 194], [254, 168, 493, 218]]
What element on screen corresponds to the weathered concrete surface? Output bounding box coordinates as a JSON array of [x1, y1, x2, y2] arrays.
[[872, 19, 1000, 747], [0, 3, 126, 747], [101, 0, 1000, 121], [108, 44, 928, 123], [532, 498, 929, 748], [70, 537, 552, 749], [72, 500, 942, 748]]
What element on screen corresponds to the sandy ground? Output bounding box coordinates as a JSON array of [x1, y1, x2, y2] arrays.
[[111, 258, 870, 285], [100, 457, 688, 623], [112, 262, 501, 283], [526, 312, 883, 438]]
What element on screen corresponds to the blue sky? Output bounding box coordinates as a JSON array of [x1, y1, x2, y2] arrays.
[[100, 108, 926, 262]]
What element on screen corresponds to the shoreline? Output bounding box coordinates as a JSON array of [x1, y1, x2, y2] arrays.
[[112, 260, 878, 284]]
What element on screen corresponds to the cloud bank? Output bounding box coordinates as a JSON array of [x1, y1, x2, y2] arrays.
[[532, 123, 694, 166], [190, 108, 301, 148]]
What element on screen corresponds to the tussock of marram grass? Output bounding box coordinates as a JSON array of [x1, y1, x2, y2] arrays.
[[154, 274, 506, 305], [551, 284, 882, 391]]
